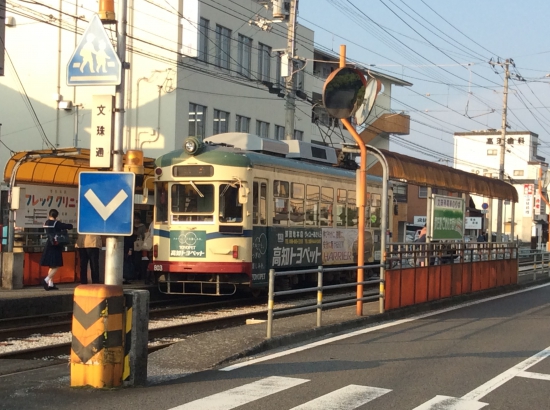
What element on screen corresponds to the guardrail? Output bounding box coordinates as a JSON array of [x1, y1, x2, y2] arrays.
[[266, 264, 384, 339], [518, 249, 550, 280]]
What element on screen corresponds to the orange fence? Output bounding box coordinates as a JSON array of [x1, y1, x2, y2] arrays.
[[385, 242, 518, 310], [23, 251, 77, 286]]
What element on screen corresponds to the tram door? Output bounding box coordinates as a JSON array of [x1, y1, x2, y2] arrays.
[[251, 180, 268, 287]]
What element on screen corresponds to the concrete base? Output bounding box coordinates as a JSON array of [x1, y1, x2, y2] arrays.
[[2, 252, 24, 290]]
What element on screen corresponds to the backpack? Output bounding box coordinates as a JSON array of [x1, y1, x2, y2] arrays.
[[43, 221, 70, 246]]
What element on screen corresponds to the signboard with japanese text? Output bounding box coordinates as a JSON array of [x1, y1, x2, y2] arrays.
[[534, 192, 541, 216], [169, 230, 206, 258], [430, 195, 464, 240], [322, 228, 357, 265], [268, 227, 322, 269], [524, 184, 534, 217], [90, 95, 114, 168], [465, 217, 482, 230], [15, 184, 78, 228], [413, 216, 427, 225]]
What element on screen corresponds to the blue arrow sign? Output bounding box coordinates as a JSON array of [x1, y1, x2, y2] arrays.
[[78, 172, 135, 235], [67, 15, 121, 86]]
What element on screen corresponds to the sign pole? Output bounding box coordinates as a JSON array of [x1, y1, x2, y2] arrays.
[[105, 0, 128, 286]]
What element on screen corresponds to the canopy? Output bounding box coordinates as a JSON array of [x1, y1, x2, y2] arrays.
[[3, 148, 156, 187], [368, 148, 519, 202]]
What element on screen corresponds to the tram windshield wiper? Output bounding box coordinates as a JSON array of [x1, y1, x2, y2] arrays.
[[189, 181, 204, 197]]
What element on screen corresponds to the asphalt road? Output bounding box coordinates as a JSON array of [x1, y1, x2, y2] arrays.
[[2, 283, 550, 409]]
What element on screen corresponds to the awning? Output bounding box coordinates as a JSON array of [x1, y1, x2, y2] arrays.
[[3, 148, 156, 187], [368, 148, 519, 202]]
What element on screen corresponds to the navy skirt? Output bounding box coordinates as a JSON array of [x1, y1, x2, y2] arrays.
[[40, 243, 64, 267]]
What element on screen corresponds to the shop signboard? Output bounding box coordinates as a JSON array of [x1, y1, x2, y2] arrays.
[[15, 184, 78, 228]]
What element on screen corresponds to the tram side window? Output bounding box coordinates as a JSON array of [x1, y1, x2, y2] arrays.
[[347, 190, 358, 227], [336, 189, 347, 226], [320, 187, 334, 227], [219, 184, 243, 223], [290, 183, 304, 226], [155, 182, 169, 223], [273, 180, 289, 225], [305, 185, 319, 226], [253, 181, 267, 225]]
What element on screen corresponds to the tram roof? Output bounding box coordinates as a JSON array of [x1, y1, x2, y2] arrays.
[[155, 147, 384, 183], [3, 148, 156, 187]]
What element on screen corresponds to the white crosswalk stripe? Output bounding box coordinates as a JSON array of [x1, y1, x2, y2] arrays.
[[289, 385, 391, 410], [167, 376, 309, 410], [412, 395, 488, 410]]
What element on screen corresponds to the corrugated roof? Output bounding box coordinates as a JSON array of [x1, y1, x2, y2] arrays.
[[368, 148, 518, 202], [3, 148, 156, 187]]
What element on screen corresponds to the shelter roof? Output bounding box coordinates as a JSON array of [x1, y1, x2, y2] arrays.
[[3, 148, 156, 187], [369, 148, 518, 202]]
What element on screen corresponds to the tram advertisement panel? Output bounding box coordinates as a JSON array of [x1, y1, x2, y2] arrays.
[[169, 230, 206, 257], [267, 227, 322, 269], [251, 226, 268, 287], [322, 228, 357, 265]]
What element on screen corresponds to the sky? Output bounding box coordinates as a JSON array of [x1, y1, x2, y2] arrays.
[[298, 0, 550, 164]]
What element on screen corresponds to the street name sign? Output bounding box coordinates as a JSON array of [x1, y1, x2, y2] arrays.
[[67, 14, 121, 86], [78, 172, 134, 235]]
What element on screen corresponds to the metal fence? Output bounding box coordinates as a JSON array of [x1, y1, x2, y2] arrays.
[[386, 241, 518, 269], [518, 249, 550, 280], [266, 264, 384, 339]]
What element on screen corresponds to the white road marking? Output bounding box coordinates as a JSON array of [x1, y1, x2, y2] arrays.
[[84, 189, 128, 221], [412, 395, 488, 409], [518, 371, 550, 381], [289, 385, 391, 410], [220, 283, 550, 371], [461, 346, 550, 401], [167, 376, 308, 410]]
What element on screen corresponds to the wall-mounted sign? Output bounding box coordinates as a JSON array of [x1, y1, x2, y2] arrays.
[[413, 216, 426, 225], [430, 195, 464, 240], [523, 184, 534, 217], [465, 217, 482, 230]]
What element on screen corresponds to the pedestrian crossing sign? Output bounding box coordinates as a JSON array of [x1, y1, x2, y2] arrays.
[[67, 14, 121, 86]]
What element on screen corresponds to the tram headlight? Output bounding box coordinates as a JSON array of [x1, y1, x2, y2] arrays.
[[184, 137, 202, 155]]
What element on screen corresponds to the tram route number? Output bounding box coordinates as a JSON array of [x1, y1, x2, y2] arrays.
[[153, 264, 163, 271]]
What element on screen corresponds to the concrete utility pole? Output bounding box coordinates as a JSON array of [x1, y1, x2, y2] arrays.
[[104, 0, 128, 285], [496, 59, 510, 243], [284, 0, 298, 140]]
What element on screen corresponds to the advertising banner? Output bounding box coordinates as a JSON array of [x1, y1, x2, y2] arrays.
[[322, 228, 357, 265], [15, 184, 78, 228], [431, 195, 464, 240], [523, 184, 534, 217], [169, 230, 206, 257], [268, 227, 322, 268]]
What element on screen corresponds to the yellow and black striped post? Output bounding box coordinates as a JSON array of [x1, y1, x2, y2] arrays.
[[123, 293, 133, 382], [70, 285, 124, 388]]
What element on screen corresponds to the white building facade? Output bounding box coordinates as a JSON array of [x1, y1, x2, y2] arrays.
[[454, 130, 548, 245], [0, 0, 408, 176]]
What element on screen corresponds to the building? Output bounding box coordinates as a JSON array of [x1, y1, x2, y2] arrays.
[[0, 0, 409, 179], [454, 130, 548, 245]]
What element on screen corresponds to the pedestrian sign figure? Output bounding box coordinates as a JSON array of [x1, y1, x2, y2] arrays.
[[67, 15, 121, 86], [79, 34, 97, 73]]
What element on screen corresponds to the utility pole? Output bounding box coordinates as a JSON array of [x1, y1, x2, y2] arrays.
[[496, 59, 510, 243], [104, 0, 127, 286], [284, 0, 297, 140]]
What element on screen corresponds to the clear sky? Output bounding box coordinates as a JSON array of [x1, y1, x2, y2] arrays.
[[298, 0, 550, 164]]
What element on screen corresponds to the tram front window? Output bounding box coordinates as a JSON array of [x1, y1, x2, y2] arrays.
[[171, 183, 214, 222], [219, 184, 243, 223]]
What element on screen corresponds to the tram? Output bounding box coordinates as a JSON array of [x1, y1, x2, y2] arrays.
[[149, 133, 384, 295]]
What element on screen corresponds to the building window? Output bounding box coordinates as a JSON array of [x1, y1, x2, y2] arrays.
[[213, 109, 229, 134], [294, 61, 304, 91], [513, 170, 524, 176], [237, 34, 252, 77], [275, 53, 284, 87], [258, 43, 271, 81], [418, 186, 427, 198], [275, 125, 285, 140], [198, 18, 209, 62], [235, 115, 250, 133], [294, 130, 303, 141], [189, 103, 206, 139], [487, 149, 497, 156], [215, 25, 231, 69], [256, 120, 270, 138]]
